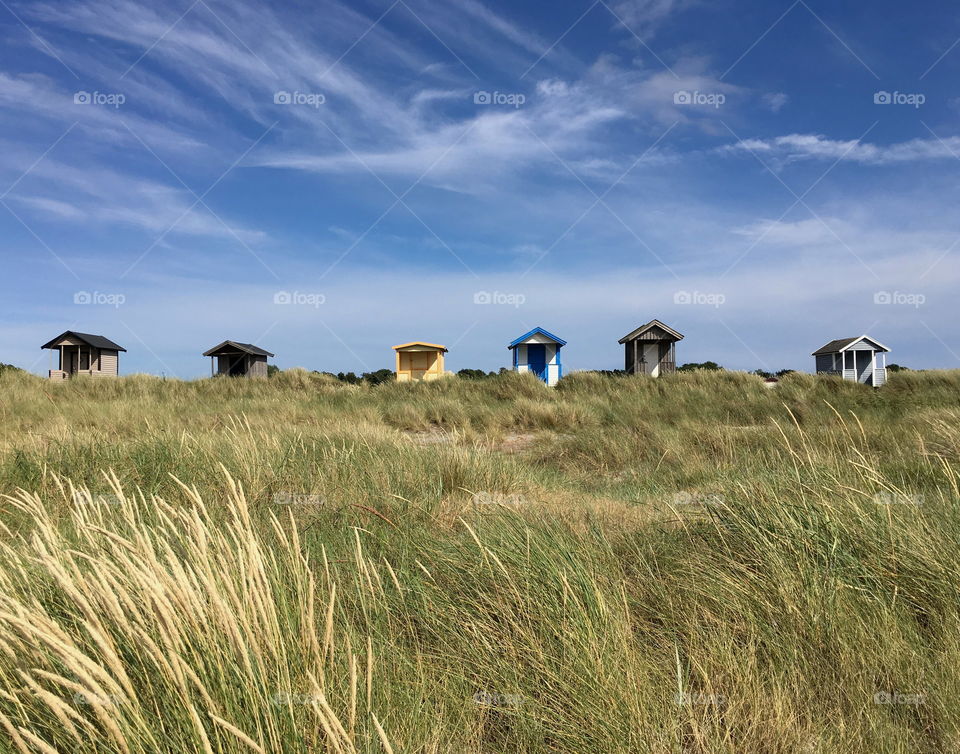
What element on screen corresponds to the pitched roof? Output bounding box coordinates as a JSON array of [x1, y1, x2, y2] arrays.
[[812, 335, 889, 355], [618, 319, 684, 344], [40, 331, 126, 351], [507, 327, 566, 349], [392, 342, 448, 351], [202, 340, 274, 357]]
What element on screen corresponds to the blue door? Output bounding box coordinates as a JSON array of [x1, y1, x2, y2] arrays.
[[527, 344, 547, 382]]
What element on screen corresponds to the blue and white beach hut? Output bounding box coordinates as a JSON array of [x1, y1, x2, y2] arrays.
[[508, 327, 566, 386]]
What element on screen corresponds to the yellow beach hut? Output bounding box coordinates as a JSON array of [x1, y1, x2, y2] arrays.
[[392, 342, 448, 381]]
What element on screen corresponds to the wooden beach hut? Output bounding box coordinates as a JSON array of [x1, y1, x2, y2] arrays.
[[203, 341, 273, 378], [619, 320, 683, 376], [813, 335, 888, 387], [507, 327, 565, 386], [41, 331, 125, 379], [393, 342, 447, 381]]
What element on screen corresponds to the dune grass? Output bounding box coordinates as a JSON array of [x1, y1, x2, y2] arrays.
[[0, 368, 959, 752]]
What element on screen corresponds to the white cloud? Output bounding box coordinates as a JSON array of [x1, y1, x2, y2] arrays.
[[725, 133, 960, 165]]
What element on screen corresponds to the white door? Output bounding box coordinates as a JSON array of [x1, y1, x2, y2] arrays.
[[643, 343, 659, 377]]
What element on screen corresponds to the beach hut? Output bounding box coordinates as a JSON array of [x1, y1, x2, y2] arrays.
[[41, 331, 125, 379], [812, 335, 888, 387], [619, 320, 683, 376], [203, 340, 273, 378], [393, 342, 447, 381], [507, 327, 565, 386]]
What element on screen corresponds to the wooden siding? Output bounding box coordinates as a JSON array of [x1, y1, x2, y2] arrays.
[[249, 355, 268, 378], [814, 354, 835, 373], [99, 350, 119, 376]]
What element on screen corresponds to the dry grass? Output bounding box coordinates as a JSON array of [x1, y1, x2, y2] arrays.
[[1, 368, 959, 751]]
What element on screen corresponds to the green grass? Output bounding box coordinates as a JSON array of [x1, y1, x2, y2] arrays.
[[1, 368, 959, 752]]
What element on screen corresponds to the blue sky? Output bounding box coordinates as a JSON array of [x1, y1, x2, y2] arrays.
[[2, 0, 959, 377]]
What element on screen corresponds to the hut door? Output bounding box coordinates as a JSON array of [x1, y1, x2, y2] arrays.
[[527, 344, 547, 382], [855, 351, 872, 385], [409, 352, 432, 380], [642, 343, 660, 377]]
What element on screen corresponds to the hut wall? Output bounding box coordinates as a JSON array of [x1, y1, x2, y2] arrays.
[[98, 350, 119, 376], [815, 354, 837, 373], [249, 355, 268, 378]]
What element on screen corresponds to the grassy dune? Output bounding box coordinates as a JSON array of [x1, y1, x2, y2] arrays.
[[1, 369, 959, 752]]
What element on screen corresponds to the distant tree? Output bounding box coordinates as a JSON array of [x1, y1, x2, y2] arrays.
[[887, 364, 909, 372], [361, 368, 395, 385], [336, 371, 361, 385], [775, 369, 796, 378], [266, 364, 280, 377], [677, 361, 723, 372], [457, 368, 498, 380], [751, 369, 773, 379]]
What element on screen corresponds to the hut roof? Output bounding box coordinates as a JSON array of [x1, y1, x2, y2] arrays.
[[392, 342, 448, 352], [812, 335, 889, 355], [618, 319, 684, 344], [203, 340, 274, 357], [507, 327, 566, 349], [41, 331, 126, 351]]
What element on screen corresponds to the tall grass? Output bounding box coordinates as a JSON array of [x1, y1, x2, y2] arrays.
[[1, 369, 959, 751]]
